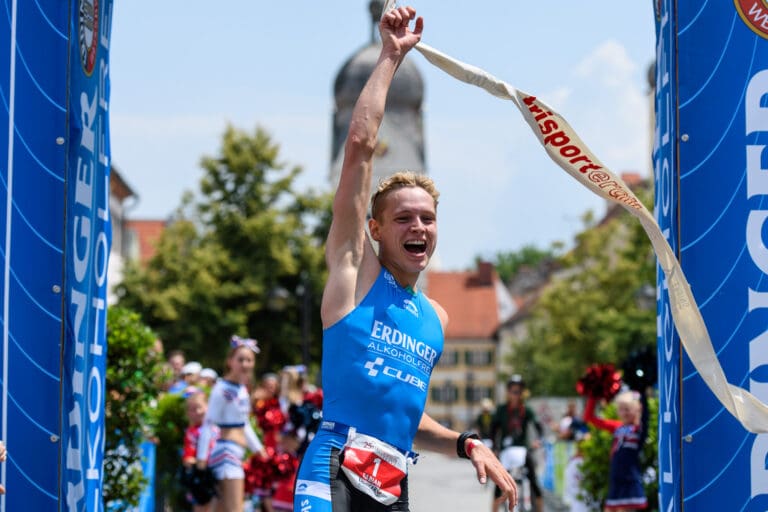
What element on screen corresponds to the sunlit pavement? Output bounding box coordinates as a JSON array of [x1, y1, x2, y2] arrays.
[[408, 453, 566, 512]]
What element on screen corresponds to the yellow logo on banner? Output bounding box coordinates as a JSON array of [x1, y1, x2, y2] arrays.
[[735, 0, 768, 39]]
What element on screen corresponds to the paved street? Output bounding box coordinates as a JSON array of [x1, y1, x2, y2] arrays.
[[409, 452, 493, 511], [409, 452, 567, 512]]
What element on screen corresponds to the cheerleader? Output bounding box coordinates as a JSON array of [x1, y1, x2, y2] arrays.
[[197, 336, 267, 512], [584, 390, 649, 511]]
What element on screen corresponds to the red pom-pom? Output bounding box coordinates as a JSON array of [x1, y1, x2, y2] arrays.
[[576, 363, 622, 400], [272, 452, 299, 478], [255, 398, 287, 432], [243, 454, 275, 494]]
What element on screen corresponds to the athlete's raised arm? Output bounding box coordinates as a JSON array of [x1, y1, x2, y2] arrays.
[[322, 6, 424, 327]]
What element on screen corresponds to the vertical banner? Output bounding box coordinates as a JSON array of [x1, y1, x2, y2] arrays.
[[0, 0, 68, 510], [63, 0, 113, 510], [672, 0, 768, 510], [654, 1, 681, 510]]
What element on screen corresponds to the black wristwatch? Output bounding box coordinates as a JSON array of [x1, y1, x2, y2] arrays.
[[457, 431, 481, 459]]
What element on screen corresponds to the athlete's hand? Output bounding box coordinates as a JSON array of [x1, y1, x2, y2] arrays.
[[468, 441, 518, 509], [0, 441, 6, 494], [379, 6, 423, 58]]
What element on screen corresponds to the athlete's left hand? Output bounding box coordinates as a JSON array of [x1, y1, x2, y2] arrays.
[[469, 441, 518, 508]]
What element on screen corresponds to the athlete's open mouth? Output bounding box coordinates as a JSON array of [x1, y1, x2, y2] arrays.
[[404, 240, 427, 254]]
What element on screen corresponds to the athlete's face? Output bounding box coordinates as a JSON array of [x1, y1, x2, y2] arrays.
[[227, 347, 256, 384], [370, 186, 437, 277]]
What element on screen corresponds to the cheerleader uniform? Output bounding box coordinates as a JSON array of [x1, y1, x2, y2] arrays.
[[584, 394, 649, 510], [198, 379, 264, 480]]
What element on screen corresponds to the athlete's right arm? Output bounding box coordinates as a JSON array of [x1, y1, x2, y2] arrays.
[[321, 7, 424, 328]]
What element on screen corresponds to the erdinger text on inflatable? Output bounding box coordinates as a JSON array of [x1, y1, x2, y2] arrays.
[[66, 83, 108, 509], [654, 3, 679, 511], [64, 1, 112, 509], [745, 69, 768, 498]]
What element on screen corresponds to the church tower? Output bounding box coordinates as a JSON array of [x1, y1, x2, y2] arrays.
[[330, 0, 427, 192]]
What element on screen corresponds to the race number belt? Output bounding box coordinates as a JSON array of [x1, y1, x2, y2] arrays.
[[321, 421, 416, 505]]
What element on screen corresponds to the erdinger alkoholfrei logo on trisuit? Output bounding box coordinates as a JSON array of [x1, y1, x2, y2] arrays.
[[78, 0, 100, 75], [735, 0, 768, 39]]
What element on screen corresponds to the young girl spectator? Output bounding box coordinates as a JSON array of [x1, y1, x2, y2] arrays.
[[197, 336, 268, 512], [584, 390, 649, 511], [181, 387, 217, 511]]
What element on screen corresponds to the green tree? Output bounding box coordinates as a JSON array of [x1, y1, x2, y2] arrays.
[[484, 244, 559, 283], [116, 125, 331, 372], [512, 188, 656, 396], [152, 392, 188, 511], [104, 307, 165, 507]]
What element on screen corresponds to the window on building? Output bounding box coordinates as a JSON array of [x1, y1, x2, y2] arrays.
[[439, 350, 458, 367], [465, 350, 494, 366], [465, 385, 493, 402], [431, 382, 459, 403]]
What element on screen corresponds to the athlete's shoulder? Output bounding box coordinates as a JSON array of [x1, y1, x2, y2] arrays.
[[425, 296, 449, 330]]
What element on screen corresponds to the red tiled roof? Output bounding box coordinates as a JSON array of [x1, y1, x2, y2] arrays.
[[126, 219, 166, 264], [620, 172, 643, 187], [426, 264, 501, 339]]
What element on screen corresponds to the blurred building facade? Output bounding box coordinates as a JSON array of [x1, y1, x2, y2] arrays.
[[425, 262, 516, 429], [107, 168, 166, 303]]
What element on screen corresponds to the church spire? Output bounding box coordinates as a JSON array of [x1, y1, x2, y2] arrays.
[[369, 0, 384, 43]]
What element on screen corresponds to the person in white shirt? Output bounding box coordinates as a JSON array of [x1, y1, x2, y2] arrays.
[[197, 336, 267, 512]]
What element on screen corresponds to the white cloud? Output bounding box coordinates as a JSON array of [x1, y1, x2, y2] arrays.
[[574, 40, 638, 88]]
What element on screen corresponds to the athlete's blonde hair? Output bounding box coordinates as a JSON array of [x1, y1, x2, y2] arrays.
[[370, 171, 440, 220]]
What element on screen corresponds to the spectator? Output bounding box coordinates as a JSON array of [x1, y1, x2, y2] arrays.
[[180, 388, 217, 511], [559, 400, 587, 441], [491, 375, 544, 512], [270, 430, 300, 512], [563, 433, 591, 512], [475, 398, 495, 442], [584, 390, 649, 511], [246, 373, 286, 511], [281, 366, 321, 456], [168, 350, 186, 380], [199, 368, 219, 389], [170, 362, 202, 395], [196, 336, 267, 512]]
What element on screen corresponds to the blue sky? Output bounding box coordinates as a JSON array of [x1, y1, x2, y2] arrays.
[[109, 2, 656, 270]]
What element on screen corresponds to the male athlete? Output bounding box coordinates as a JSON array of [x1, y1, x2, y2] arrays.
[[293, 6, 517, 511]]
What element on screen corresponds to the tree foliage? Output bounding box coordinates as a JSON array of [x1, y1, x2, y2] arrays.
[[151, 392, 188, 511], [104, 307, 165, 507], [116, 125, 331, 372], [512, 188, 656, 396], [484, 244, 559, 283]]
